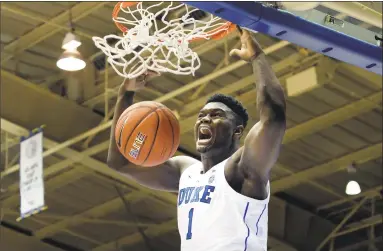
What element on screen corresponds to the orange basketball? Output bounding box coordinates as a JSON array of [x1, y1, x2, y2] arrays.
[[115, 101, 181, 167]]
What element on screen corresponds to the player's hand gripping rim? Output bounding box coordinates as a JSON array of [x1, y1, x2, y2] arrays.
[[123, 70, 161, 92], [229, 26, 264, 62]]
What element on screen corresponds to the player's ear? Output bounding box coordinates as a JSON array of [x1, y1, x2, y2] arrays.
[[233, 125, 244, 140]]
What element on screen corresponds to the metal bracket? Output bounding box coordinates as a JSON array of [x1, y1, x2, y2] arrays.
[[288, 10, 382, 47]]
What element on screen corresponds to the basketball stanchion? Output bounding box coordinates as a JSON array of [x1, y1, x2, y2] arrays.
[[17, 125, 48, 221]]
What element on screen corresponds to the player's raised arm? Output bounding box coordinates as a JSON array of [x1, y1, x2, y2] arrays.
[[107, 73, 153, 169], [230, 28, 286, 189], [107, 72, 198, 192]]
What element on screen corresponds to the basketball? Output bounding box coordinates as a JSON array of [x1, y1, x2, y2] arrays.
[[115, 101, 181, 167]]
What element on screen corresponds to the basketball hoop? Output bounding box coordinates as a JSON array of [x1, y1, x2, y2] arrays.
[[92, 2, 235, 79]]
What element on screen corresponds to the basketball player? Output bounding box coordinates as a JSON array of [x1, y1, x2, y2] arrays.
[[107, 27, 286, 250]]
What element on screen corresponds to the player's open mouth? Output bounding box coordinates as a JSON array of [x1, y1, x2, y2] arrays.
[[198, 125, 214, 145]]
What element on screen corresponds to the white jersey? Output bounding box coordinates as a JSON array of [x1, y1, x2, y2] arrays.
[[177, 159, 270, 251]]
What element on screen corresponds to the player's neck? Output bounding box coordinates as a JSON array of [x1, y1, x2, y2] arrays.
[[200, 147, 237, 173]]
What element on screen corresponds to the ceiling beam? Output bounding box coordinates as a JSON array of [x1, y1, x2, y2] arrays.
[[93, 218, 178, 251], [336, 237, 382, 251], [1, 3, 94, 40], [272, 143, 382, 193], [267, 237, 298, 251], [2, 209, 102, 246], [334, 214, 382, 238], [1, 2, 107, 64], [189, 40, 242, 100], [283, 96, 382, 143], [316, 196, 370, 251], [181, 91, 382, 138], [33, 191, 144, 238], [275, 163, 344, 199], [154, 41, 291, 104], [3, 208, 154, 228], [317, 186, 382, 212], [0, 133, 19, 152], [177, 54, 323, 132], [180, 52, 306, 116]]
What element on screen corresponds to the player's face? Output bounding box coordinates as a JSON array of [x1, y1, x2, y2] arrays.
[[194, 102, 239, 153]]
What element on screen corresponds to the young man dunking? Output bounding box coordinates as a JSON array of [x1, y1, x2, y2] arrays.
[[107, 27, 286, 251]]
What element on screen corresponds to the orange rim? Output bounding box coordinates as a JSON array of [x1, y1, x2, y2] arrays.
[[112, 1, 235, 42]]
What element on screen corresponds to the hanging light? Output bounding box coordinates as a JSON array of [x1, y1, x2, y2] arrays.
[[57, 32, 86, 71], [56, 7, 86, 72], [345, 162, 361, 196], [345, 180, 361, 195], [56, 49, 86, 71]]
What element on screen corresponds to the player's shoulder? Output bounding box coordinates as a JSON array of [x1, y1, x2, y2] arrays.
[[169, 155, 201, 174]]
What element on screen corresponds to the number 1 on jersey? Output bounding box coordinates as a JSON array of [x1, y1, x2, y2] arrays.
[[186, 208, 194, 240]]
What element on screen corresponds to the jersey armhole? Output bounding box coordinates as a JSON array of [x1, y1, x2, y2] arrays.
[[179, 161, 201, 181], [221, 163, 271, 203]]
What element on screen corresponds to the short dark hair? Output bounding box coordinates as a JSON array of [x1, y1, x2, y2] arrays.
[[206, 93, 249, 128]]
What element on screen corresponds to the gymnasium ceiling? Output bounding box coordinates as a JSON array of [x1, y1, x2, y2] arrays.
[[0, 2, 382, 251]]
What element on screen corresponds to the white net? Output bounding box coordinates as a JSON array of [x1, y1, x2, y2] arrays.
[[92, 2, 232, 79]]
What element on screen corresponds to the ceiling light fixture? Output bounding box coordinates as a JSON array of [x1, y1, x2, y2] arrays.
[[57, 32, 86, 71], [345, 162, 361, 196], [56, 8, 86, 72]]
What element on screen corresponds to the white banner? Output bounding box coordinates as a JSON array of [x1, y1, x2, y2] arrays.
[[19, 131, 45, 218]]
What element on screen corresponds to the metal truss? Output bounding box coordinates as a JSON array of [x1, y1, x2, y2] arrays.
[[1, 2, 107, 64], [316, 195, 382, 251]]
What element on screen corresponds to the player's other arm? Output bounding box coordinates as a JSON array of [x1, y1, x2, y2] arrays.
[[231, 28, 286, 188], [107, 73, 197, 192], [241, 53, 286, 179]]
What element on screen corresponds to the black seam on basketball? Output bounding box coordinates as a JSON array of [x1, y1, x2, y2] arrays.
[[117, 110, 134, 148], [122, 106, 161, 155], [141, 110, 160, 166], [162, 109, 175, 160], [117, 105, 156, 148]]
